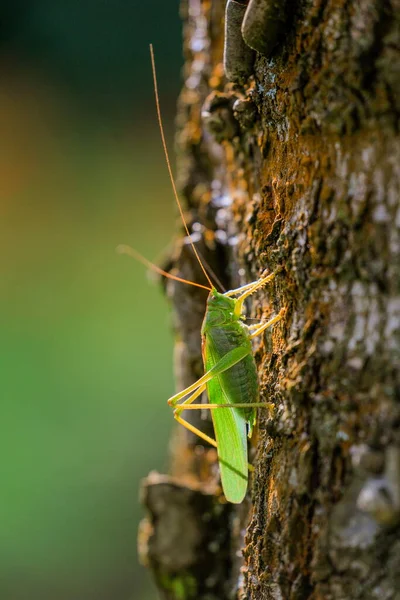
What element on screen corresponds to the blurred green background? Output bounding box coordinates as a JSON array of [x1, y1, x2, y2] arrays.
[[0, 2, 182, 599]]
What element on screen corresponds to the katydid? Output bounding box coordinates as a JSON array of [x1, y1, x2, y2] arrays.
[[118, 45, 284, 504], [168, 283, 284, 503]]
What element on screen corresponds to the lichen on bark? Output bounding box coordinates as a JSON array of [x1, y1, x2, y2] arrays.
[[139, 1, 400, 598]]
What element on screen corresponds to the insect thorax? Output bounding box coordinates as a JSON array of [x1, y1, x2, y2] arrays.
[[202, 289, 241, 332]]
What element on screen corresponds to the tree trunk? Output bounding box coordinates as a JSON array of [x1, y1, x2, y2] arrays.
[[139, 1, 400, 598]]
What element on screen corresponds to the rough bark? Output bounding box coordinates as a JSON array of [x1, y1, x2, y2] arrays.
[[139, 1, 400, 599]]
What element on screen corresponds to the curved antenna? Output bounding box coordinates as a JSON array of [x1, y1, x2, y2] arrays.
[[150, 44, 214, 290], [117, 245, 212, 291]]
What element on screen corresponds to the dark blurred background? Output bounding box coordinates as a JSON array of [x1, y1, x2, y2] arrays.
[[0, 2, 182, 599]]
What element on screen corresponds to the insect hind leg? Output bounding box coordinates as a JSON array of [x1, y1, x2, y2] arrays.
[[173, 383, 218, 448], [168, 345, 251, 407], [174, 414, 218, 448], [172, 383, 271, 470]]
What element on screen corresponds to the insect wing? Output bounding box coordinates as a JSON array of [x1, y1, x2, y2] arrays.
[[205, 338, 248, 504]]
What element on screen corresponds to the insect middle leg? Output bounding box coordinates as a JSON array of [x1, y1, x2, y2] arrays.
[[249, 307, 285, 339]]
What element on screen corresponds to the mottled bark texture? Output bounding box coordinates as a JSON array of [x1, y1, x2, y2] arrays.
[[139, 1, 400, 598]]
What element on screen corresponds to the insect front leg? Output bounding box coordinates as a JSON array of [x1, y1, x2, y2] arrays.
[[231, 271, 282, 318], [225, 271, 277, 297], [249, 307, 286, 339]]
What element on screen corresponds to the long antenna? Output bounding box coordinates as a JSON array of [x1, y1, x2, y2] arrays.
[[149, 44, 214, 290], [117, 245, 212, 291]]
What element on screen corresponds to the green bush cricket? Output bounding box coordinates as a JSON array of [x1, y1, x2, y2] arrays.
[[119, 46, 284, 504]]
